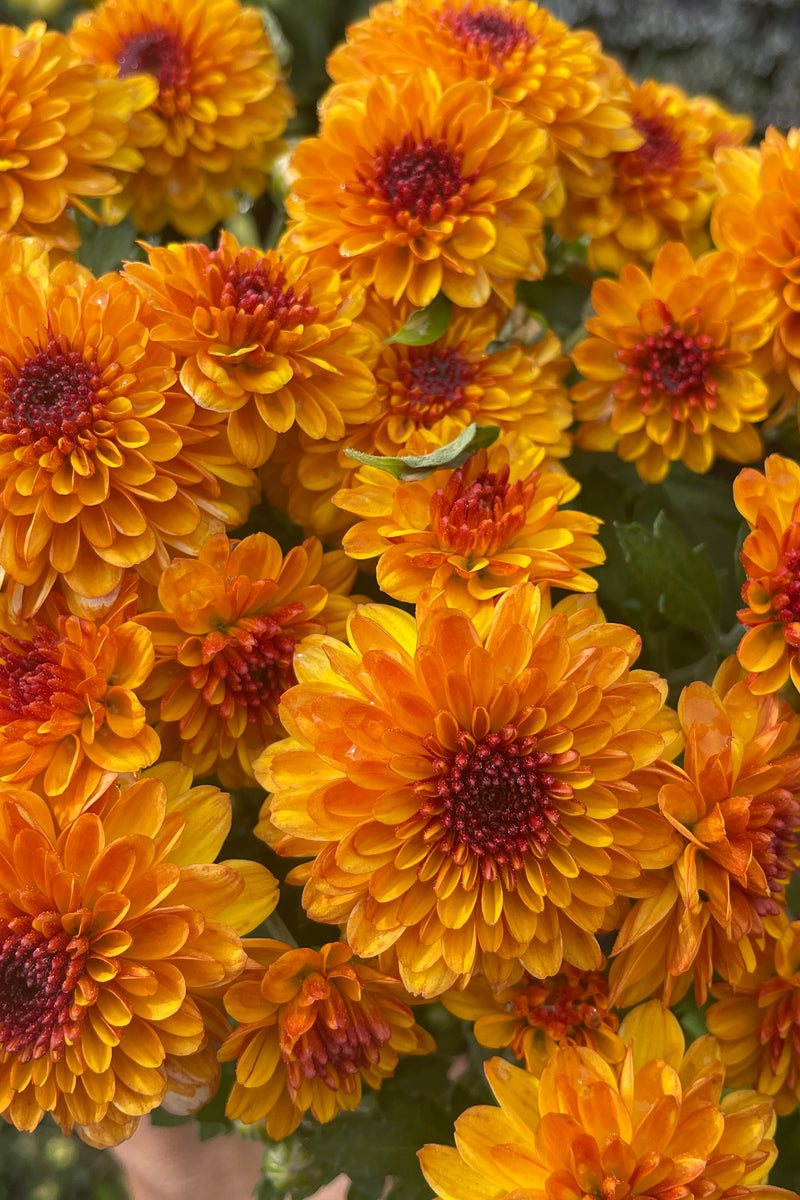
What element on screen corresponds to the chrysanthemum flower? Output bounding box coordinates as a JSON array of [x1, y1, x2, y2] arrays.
[[137, 532, 360, 788], [419, 1003, 795, 1200], [572, 241, 776, 483], [124, 233, 379, 470], [0, 21, 156, 251], [555, 80, 750, 273], [707, 921, 800, 1116], [713, 129, 800, 415], [69, 0, 293, 237], [0, 584, 159, 827], [255, 583, 679, 997], [610, 657, 800, 1007], [0, 256, 254, 620], [219, 939, 435, 1138], [443, 963, 624, 1076], [326, 0, 640, 186], [0, 765, 278, 1146], [735, 455, 800, 694], [336, 444, 603, 622], [283, 69, 556, 309], [262, 307, 573, 541]]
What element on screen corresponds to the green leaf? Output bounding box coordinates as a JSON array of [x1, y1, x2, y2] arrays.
[[344, 423, 500, 481], [384, 294, 452, 345], [74, 213, 146, 275], [614, 511, 721, 638]]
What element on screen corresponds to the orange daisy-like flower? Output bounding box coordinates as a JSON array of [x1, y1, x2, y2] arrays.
[[124, 232, 379, 470], [735, 454, 800, 694], [571, 241, 775, 483], [262, 305, 573, 541], [137, 532, 360, 788], [256, 583, 679, 997], [443, 963, 624, 1076], [713, 128, 800, 414], [610, 657, 800, 1008], [0, 585, 159, 827], [0, 256, 254, 620], [707, 921, 800, 1116], [0, 764, 278, 1146], [555, 79, 750, 273], [69, 0, 294, 237], [0, 21, 156, 251], [336, 443, 603, 622], [219, 939, 435, 1139], [419, 1003, 795, 1200], [283, 69, 556, 309], [326, 0, 640, 184]]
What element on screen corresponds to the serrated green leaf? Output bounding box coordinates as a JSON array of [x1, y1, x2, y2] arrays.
[[344, 423, 500, 481], [385, 294, 452, 345], [74, 214, 146, 275], [614, 512, 721, 638]]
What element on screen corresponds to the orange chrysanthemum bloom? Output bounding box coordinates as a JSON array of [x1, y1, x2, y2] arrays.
[[124, 232, 379, 470], [0, 21, 155, 251], [443, 963, 624, 1076], [69, 0, 293, 237], [219, 939, 435, 1139], [0, 764, 278, 1146], [0, 256, 254, 620], [283, 69, 556, 309], [255, 583, 679, 997], [0, 586, 159, 827], [555, 80, 750, 273], [610, 657, 800, 1008], [572, 241, 775, 483], [707, 921, 800, 1116], [419, 1003, 796, 1200], [326, 0, 639, 186], [336, 444, 603, 622], [262, 306, 573, 541], [735, 455, 800, 694], [137, 532, 359, 788], [713, 128, 800, 415]]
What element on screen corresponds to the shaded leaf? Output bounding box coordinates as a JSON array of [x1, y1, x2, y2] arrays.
[[344, 423, 499, 480], [385, 294, 452, 345]]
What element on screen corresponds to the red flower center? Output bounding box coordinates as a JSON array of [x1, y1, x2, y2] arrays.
[[442, 4, 536, 63], [390, 345, 479, 426], [749, 790, 800, 902], [116, 26, 189, 93], [1, 342, 103, 455], [282, 981, 391, 1094], [620, 318, 722, 416], [431, 464, 533, 558], [771, 547, 800, 626], [512, 969, 614, 1045], [0, 913, 88, 1063], [760, 986, 800, 1082], [217, 263, 318, 325], [0, 627, 71, 724], [417, 728, 578, 882], [194, 613, 302, 724], [367, 135, 473, 225], [631, 114, 681, 176]]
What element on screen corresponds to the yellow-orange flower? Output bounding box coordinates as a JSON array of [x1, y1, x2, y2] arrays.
[[0, 21, 155, 251], [0, 256, 254, 620], [735, 454, 800, 694], [336, 443, 603, 622], [707, 921, 800, 1116], [713, 128, 800, 415], [219, 939, 434, 1139], [283, 69, 556, 309], [137, 532, 360, 788], [124, 232, 379, 470], [326, 0, 639, 186], [443, 963, 624, 1076], [255, 583, 679, 997], [610, 657, 800, 1008], [0, 585, 159, 827], [262, 305, 573, 541], [69, 0, 293, 237], [0, 764, 278, 1146], [419, 1003, 795, 1200], [572, 241, 775, 483], [555, 80, 750, 273]]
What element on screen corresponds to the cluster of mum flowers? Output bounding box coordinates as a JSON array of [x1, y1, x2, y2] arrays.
[[2, 0, 800, 1195]]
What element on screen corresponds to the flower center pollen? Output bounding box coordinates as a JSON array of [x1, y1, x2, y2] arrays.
[[771, 547, 800, 627], [281, 979, 391, 1095], [2, 342, 103, 455], [390, 345, 479, 425], [367, 135, 474, 225], [619, 314, 723, 420], [0, 627, 71, 724], [116, 26, 189, 92], [631, 115, 682, 176], [431, 464, 533, 558], [443, 4, 536, 63], [0, 913, 89, 1062]]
